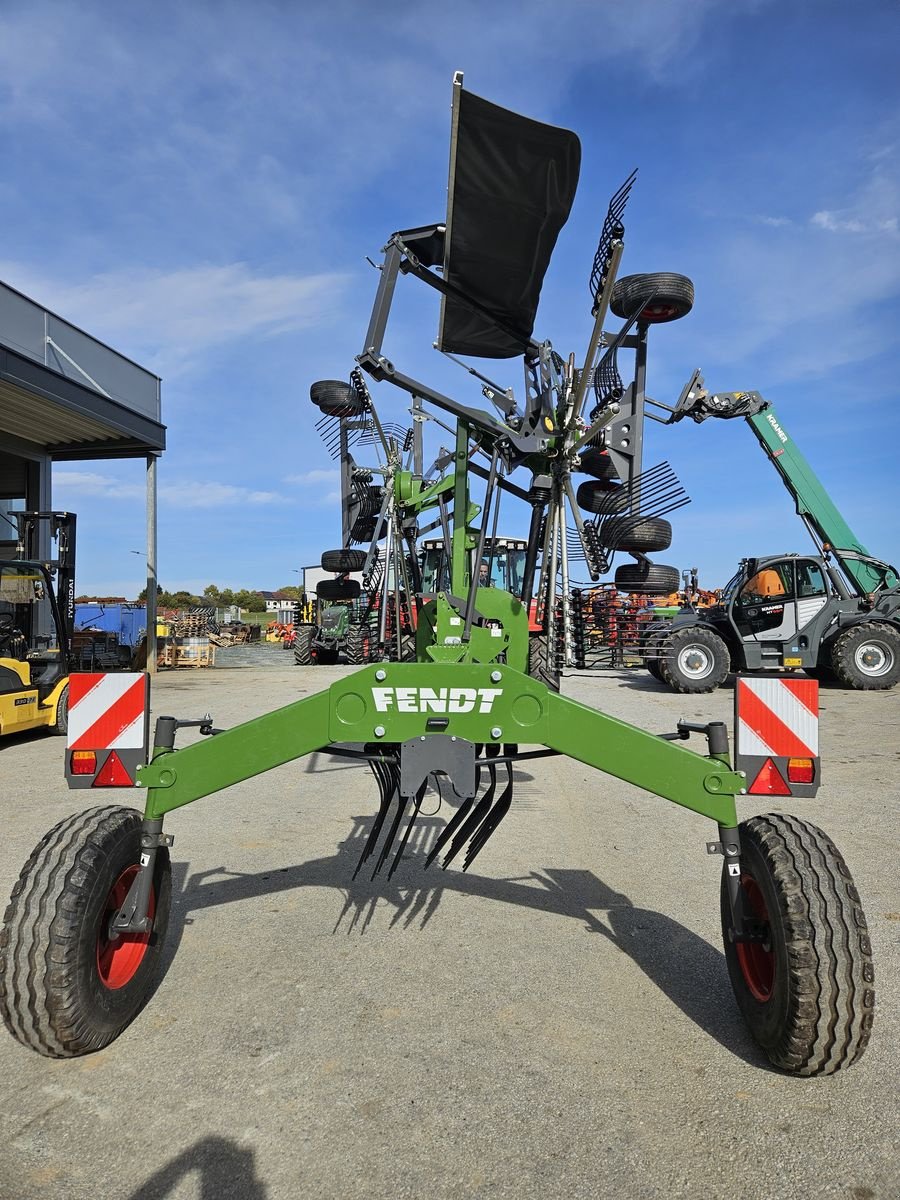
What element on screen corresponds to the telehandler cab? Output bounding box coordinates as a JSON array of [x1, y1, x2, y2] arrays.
[[0, 80, 874, 1077]]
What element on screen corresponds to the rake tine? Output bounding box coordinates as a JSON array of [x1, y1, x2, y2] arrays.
[[463, 760, 515, 870], [353, 758, 395, 879], [387, 781, 428, 880], [424, 766, 482, 868], [442, 748, 501, 869], [372, 789, 408, 880]]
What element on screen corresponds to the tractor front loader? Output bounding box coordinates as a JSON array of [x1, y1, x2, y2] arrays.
[[0, 78, 874, 1075]]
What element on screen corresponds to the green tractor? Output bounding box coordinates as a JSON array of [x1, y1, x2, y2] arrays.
[[293, 550, 371, 666]]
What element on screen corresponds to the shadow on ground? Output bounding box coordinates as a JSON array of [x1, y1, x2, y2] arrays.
[[128, 1135, 266, 1200], [155, 812, 766, 1071]]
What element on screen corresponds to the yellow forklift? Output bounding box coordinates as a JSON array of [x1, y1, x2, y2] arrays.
[[0, 512, 75, 738]]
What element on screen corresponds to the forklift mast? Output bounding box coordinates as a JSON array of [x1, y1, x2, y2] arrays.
[[13, 511, 77, 661], [670, 378, 897, 597]]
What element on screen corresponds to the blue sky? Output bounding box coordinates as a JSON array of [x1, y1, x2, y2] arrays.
[[1, 0, 898, 596]]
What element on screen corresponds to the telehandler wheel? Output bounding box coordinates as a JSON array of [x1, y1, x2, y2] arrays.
[[0, 806, 171, 1058], [720, 814, 874, 1076], [293, 626, 314, 665], [599, 515, 672, 553], [318, 578, 361, 601], [831, 622, 900, 690], [53, 683, 69, 735], [659, 626, 729, 692], [321, 548, 367, 573], [640, 624, 670, 681], [309, 379, 366, 417], [609, 272, 694, 323]]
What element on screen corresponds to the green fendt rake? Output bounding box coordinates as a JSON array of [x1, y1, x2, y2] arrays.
[[1, 76, 874, 1074]]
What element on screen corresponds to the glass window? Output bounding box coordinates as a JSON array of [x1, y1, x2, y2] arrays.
[[738, 563, 793, 606], [796, 561, 827, 597]]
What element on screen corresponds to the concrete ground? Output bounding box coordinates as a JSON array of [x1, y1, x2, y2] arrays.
[[0, 648, 897, 1200]]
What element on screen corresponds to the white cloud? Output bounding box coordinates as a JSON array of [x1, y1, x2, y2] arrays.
[[53, 470, 279, 507], [810, 210, 898, 235], [52, 471, 144, 499], [0, 261, 349, 374], [284, 469, 340, 486]]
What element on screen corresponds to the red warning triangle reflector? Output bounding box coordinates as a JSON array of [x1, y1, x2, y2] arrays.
[[748, 757, 790, 796], [92, 750, 134, 788]]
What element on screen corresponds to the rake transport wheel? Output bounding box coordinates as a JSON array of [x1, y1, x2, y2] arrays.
[[0, 806, 171, 1058], [659, 626, 730, 693], [577, 448, 620, 481], [613, 561, 680, 594], [293, 626, 314, 665], [609, 272, 694, 324], [317, 578, 361, 601], [309, 379, 366, 418], [830, 622, 900, 690], [599, 515, 672, 553], [321, 548, 367, 572], [576, 478, 623, 513], [720, 814, 874, 1076]]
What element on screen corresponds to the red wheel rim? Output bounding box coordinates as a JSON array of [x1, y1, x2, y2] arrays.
[[735, 874, 775, 1002], [96, 865, 155, 990]]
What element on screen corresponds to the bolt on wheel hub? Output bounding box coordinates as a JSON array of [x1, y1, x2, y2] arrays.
[[856, 642, 892, 676], [679, 647, 711, 677]]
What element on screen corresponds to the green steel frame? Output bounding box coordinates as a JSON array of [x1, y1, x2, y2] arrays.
[[136, 663, 743, 827]]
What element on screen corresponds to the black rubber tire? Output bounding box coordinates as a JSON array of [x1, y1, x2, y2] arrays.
[[344, 623, 369, 666], [317, 578, 361, 601], [577, 479, 626, 514], [577, 448, 620, 481], [830, 622, 900, 690], [613, 562, 681, 594], [721, 814, 874, 1076], [54, 683, 69, 735], [321, 548, 367, 573], [528, 634, 560, 692], [0, 806, 172, 1058], [610, 272, 694, 324], [659, 625, 730, 693], [309, 379, 365, 417], [640, 622, 671, 681], [386, 633, 416, 663], [599, 515, 672, 553], [293, 626, 313, 666]]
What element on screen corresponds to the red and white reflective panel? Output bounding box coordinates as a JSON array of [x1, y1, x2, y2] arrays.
[[736, 677, 818, 759], [67, 674, 148, 752]]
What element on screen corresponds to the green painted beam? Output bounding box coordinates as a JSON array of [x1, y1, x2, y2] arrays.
[[137, 664, 742, 827]]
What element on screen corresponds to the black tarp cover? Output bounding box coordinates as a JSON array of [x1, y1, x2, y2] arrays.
[[437, 89, 581, 359]]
